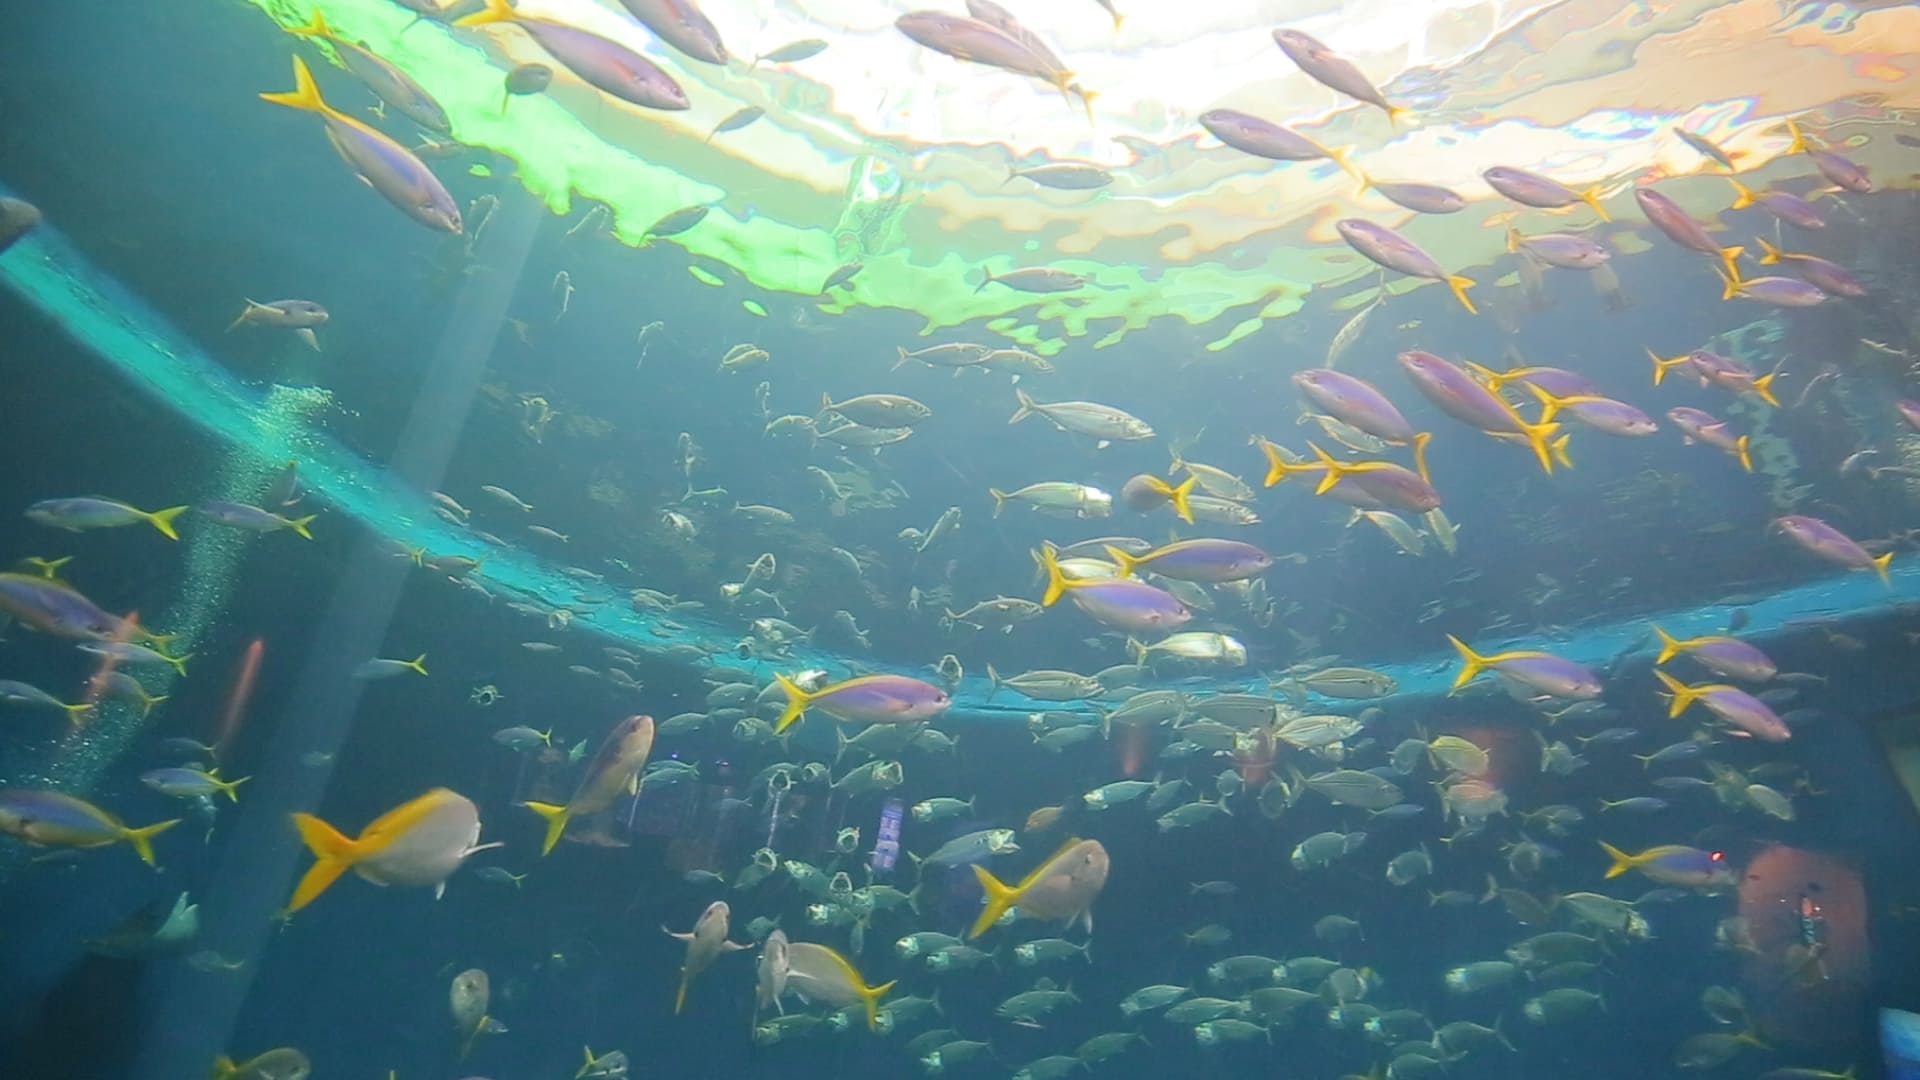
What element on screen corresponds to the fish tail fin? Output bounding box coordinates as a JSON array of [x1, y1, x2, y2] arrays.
[[1385, 104, 1410, 128], [1411, 431, 1433, 485], [1305, 442, 1346, 496], [1037, 544, 1070, 607], [1652, 669, 1699, 719], [1008, 388, 1035, 425], [1327, 145, 1362, 187], [288, 9, 330, 36], [1785, 118, 1809, 155], [1874, 551, 1894, 586], [407, 653, 429, 676], [1750, 373, 1781, 408], [164, 652, 193, 677], [1551, 433, 1573, 471], [290, 812, 357, 906], [1717, 246, 1745, 284], [968, 864, 1021, 939], [1445, 635, 1487, 694], [985, 663, 1002, 701], [988, 488, 1009, 518], [860, 979, 897, 1030], [675, 970, 691, 1014], [1754, 236, 1783, 265], [524, 801, 572, 856], [1126, 637, 1148, 666], [259, 56, 335, 118], [538, 728, 552, 746], [1445, 274, 1477, 315], [1651, 625, 1684, 666], [975, 267, 995, 295], [123, 818, 180, 868], [1255, 438, 1291, 488], [1506, 227, 1521, 255], [216, 775, 252, 803], [1103, 544, 1143, 579], [1111, 12, 1125, 31], [455, 0, 519, 27], [1579, 185, 1610, 222], [138, 693, 168, 719], [1647, 348, 1683, 385], [146, 506, 188, 540], [1524, 382, 1565, 423], [1598, 840, 1639, 879], [1728, 178, 1756, 210], [60, 701, 94, 724], [1735, 435, 1753, 473], [1167, 474, 1196, 523], [892, 346, 911, 371], [1518, 418, 1562, 475], [288, 514, 317, 540], [772, 672, 814, 733]]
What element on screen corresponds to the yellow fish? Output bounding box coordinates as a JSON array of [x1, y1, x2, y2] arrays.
[[289, 788, 496, 912]]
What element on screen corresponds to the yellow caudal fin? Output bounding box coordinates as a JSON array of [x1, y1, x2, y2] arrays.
[[1579, 185, 1610, 222], [1505, 227, 1522, 255], [455, 0, 519, 27], [1749, 373, 1781, 408], [1754, 236, 1784, 265], [1445, 274, 1477, 315], [217, 774, 251, 803], [1037, 544, 1070, 607], [1728, 178, 1756, 210], [289, 812, 358, 909], [1550, 434, 1573, 470], [1524, 382, 1567, 423], [211, 1055, 241, 1080], [162, 652, 193, 677], [146, 506, 188, 540], [1327, 145, 1364, 190], [1732, 434, 1753, 473], [1647, 348, 1688, 386], [858, 978, 897, 1030], [772, 672, 816, 733], [1873, 551, 1894, 587], [1518, 417, 1562, 474], [1125, 637, 1149, 665], [524, 801, 572, 857], [287, 514, 317, 540], [1410, 431, 1433, 485], [1254, 437, 1295, 488], [1385, 104, 1411, 128], [287, 9, 332, 37], [1445, 635, 1487, 693], [1103, 544, 1144, 579], [969, 863, 1023, 939], [1718, 246, 1745, 284], [1651, 625, 1685, 666], [1598, 840, 1642, 880], [123, 818, 180, 868], [675, 969, 691, 1014], [260, 56, 340, 120], [1165, 474, 1195, 524], [1305, 442, 1350, 496], [1784, 118, 1810, 155], [1652, 669, 1701, 719]]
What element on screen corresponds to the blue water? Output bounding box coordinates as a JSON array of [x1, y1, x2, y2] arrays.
[[3, 4, 1920, 1079]]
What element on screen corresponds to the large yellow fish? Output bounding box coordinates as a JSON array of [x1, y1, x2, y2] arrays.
[[969, 837, 1110, 938], [288, 788, 497, 912]]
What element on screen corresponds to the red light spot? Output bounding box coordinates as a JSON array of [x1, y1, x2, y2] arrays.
[[1710, 850, 1726, 863]]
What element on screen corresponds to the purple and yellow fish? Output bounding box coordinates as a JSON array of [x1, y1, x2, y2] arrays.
[[1728, 178, 1823, 230], [1653, 670, 1789, 741], [1362, 177, 1466, 214], [1507, 228, 1610, 270], [1650, 625, 1776, 682], [1037, 545, 1191, 633], [260, 57, 460, 233], [1634, 187, 1743, 281], [0, 572, 151, 642], [1483, 165, 1609, 221], [1271, 29, 1405, 124], [1200, 110, 1356, 176], [458, 0, 689, 111], [1786, 119, 1871, 192], [287, 10, 449, 132], [970, 837, 1109, 938], [1599, 841, 1733, 887], [1399, 351, 1564, 472], [1103, 539, 1271, 583], [1448, 635, 1602, 699], [0, 790, 178, 866], [1336, 220, 1474, 313], [1773, 514, 1890, 584], [1753, 237, 1864, 297], [1719, 271, 1825, 307], [27, 497, 187, 540], [618, 0, 728, 65], [1293, 368, 1432, 480], [1667, 407, 1751, 471], [1527, 385, 1656, 438], [772, 673, 950, 734]]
